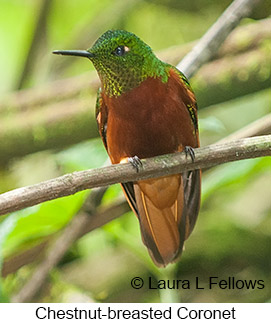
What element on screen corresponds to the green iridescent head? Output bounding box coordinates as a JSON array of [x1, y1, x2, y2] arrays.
[[53, 30, 169, 97]]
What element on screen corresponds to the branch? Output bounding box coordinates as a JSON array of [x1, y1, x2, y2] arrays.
[[195, 48, 271, 108], [11, 201, 130, 302], [3, 18, 270, 114], [178, 0, 263, 78], [4, 113, 271, 277], [1, 20, 270, 165], [17, 0, 52, 89], [159, 18, 271, 66], [5, 0, 269, 303], [0, 135, 270, 216], [11, 213, 92, 302], [11, 187, 107, 302], [217, 114, 271, 144], [50, 0, 142, 76], [0, 49, 270, 166], [2, 199, 129, 277], [10, 135, 271, 302]]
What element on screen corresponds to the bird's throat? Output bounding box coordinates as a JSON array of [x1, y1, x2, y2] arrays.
[[99, 71, 145, 97], [95, 59, 170, 97]]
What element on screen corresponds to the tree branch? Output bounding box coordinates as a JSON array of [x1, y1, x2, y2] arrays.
[[11, 187, 108, 302], [50, 0, 142, 76], [2, 199, 129, 277], [0, 135, 270, 216], [178, 0, 263, 78], [217, 114, 271, 144], [1, 19, 270, 165], [9, 135, 271, 302], [3, 18, 270, 114], [159, 18, 271, 66], [193, 47, 271, 108], [11, 201, 130, 302], [4, 113, 271, 277], [4, 0, 269, 302], [17, 0, 52, 90], [12, 216, 92, 302]]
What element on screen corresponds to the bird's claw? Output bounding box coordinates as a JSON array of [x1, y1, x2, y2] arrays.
[[184, 146, 195, 162], [128, 156, 143, 173]]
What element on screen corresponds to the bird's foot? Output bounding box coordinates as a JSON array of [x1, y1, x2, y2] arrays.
[[184, 146, 195, 162], [128, 156, 143, 173]]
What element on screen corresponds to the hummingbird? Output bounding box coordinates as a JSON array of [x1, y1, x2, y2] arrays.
[[53, 30, 201, 267]]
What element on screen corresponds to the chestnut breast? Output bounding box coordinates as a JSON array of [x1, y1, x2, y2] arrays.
[[103, 69, 198, 164]]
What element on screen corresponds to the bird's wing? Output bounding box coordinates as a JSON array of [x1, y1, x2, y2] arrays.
[[182, 169, 201, 238], [121, 182, 139, 216], [96, 88, 139, 217], [170, 67, 201, 238], [95, 87, 108, 150], [171, 67, 199, 134]]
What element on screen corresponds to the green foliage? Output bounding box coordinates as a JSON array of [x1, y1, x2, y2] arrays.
[[0, 0, 270, 303], [0, 0, 35, 92], [3, 192, 87, 258], [56, 138, 108, 172], [0, 212, 18, 302]]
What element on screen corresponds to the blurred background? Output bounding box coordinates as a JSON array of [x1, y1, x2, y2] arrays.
[[0, 0, 270, 303]]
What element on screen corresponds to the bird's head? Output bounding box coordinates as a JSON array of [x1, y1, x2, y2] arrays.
[[53, 30, 168, 97]]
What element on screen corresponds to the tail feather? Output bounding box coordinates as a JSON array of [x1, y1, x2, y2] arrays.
[[121, 170, 201, 267], [183, 169, 201, 239], [134, 175, 185, 267]]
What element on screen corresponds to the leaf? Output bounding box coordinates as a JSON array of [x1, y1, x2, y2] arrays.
[[0, 213, 20, 302], [202, 157, 270, 202], [2, 191, 88, 258], [56, 138, 108, 172]]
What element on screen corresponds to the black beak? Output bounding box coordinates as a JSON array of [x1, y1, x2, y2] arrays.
[[52, 50, 94, 59]]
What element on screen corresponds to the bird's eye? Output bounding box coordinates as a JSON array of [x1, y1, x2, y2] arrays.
[[113, 45, 128, 56]]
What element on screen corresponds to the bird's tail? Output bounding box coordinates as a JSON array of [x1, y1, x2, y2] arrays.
[[134, 171, 201, 267]]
